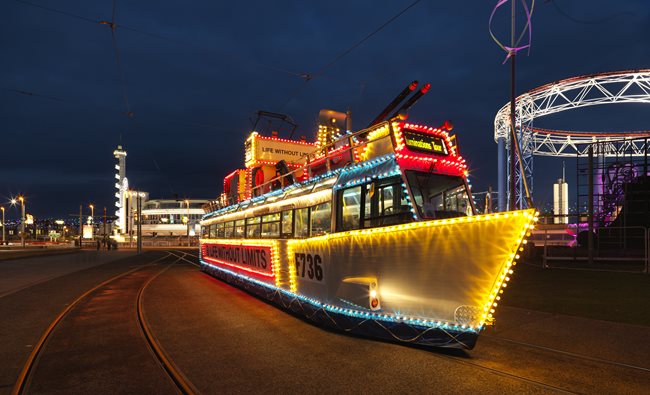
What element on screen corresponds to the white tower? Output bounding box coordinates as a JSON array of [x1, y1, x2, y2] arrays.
[[113, 145, 128, 234], [553, 163, 568, 224]]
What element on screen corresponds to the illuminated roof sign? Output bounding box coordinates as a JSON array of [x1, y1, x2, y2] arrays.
[[402, 129, 448, 155]]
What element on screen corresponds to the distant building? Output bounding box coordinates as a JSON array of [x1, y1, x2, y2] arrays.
[[113, 145, 128, 234], [140, 199, 208, 237], [110, 144, 207, 240], [553, 172, 569, 224]]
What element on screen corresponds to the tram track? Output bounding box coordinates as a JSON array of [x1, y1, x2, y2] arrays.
[[169, 250, 200, 267], [137, 253, 198, 395], [432, 330, 650, 393], [483, 334, 650, 373], [432, 352, 582, 394], [167, 249, 639, 393], [11, 251, 198, 395], [168, 250, 580, 393]]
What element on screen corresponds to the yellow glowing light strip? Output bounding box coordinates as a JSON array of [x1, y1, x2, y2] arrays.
[[245, 132, 258, 168], [358, 125, 390, 162], [288, 210, 535, 244], [286, 242, 297, 293], [286, 209, 537, 329], [479, 210, 538, 326]]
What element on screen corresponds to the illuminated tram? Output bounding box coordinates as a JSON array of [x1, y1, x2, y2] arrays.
[[199, 82, 537, 349]]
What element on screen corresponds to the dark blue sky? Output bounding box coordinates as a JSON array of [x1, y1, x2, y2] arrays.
[[1, 0, 649, 218]]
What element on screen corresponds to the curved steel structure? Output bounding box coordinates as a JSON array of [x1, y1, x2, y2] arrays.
[[494, 70, 650, 210]]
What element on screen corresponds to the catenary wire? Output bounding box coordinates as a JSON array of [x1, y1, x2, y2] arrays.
[[547, 0, 633, 25], [14, 0, 303, 79], [279, 0, 422, 109]]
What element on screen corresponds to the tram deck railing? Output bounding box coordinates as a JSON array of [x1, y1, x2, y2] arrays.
[[203, 119, 404, 213]]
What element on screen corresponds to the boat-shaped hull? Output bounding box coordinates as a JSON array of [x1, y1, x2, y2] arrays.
[[200, 209, 536, 349], [201, 262, 480, 348]]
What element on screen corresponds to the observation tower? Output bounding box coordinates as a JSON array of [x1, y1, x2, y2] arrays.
[[113, 145, 128, 234]]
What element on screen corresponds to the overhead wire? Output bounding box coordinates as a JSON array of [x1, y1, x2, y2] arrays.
[[103, 0, 132, 118], [2, 86, 229, 132], [312, 0, 421, 78], [3, 88, 66, 103], [546, 0, 633, 25], [14, 0, 422, 133], [14, 0, 98, 24], [14, 0, 303, 79], [11, 0, 245, 197], [279, 0, 422, 110]]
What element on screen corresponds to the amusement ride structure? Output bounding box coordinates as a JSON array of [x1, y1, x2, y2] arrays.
[[494, 69, 650, 211]]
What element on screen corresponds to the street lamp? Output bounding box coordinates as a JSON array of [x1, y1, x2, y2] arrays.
[[89, 204, 94, 239], [184, 199, 190, 246], [55, 220, 65, 241], [1, 206, 5, 245], [13, 196, 25, 247]]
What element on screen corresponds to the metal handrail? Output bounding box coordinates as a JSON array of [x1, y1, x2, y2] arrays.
[[203, 122, 393, 213], [248, 120, 396, 198], [541, 225, 649, 273]]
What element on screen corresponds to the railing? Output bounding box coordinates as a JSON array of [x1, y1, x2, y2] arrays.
[[204, 121, 398, 213], [250, 122, 394, 197], [539, 225, 649, 274]]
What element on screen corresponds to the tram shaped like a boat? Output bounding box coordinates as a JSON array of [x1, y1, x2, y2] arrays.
[[199, 85, 537, 349]]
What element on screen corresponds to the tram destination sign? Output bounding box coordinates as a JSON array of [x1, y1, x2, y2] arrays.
[[402, 130, 448, 155], [203, 243, 273, 276]]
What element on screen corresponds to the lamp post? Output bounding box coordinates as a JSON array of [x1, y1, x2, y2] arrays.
[[16, 197, 25, 247], [1, 206, 5, 245], [184, 199, 190, 246], [89, 204, 94, 239]]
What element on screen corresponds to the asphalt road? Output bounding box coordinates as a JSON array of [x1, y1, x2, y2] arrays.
[[1, 250, 649, 394]]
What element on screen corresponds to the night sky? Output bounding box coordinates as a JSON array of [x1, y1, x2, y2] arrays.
[[2, 0, 649, 219]]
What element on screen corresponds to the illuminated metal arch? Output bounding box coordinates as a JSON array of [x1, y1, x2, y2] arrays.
[[494, 69, 650, 210]]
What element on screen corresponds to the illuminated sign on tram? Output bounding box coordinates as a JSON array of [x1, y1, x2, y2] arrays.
[[402, 130, 448, 155], [203, 243, 273, 276]]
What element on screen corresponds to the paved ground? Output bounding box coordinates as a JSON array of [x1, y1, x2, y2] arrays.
[[0, 246, 80, 262], [1, 251, 649, 394], [0, 251, 136, 297]]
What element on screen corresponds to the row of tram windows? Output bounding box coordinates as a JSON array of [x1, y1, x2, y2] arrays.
[[201, 176, 419, 239], [201, 202, 332, 240], [336, 173, 472, 230], [200, 174, 473, 239]]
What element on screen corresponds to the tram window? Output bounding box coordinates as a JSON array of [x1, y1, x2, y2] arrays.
[[262, 213, 280, 222], [310, 202, 331, 236], [246, 217, 261, 238], [281, 210, 294, 238], [338, 186, 361, 231], [224, 221, 234, 238], [363, 183, 378, 228], [378, 183, 412, 225], [216, 222, 224, 238], [234, 220, 245, 238], [261, 222, 279, 238], [209, 224, 217, 238], [201, 226, 208, 238], [405, 171, 472, 219], [295, 208, 310, 238], [445, 185, 471, 215], [261, 213, 280, 238]]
